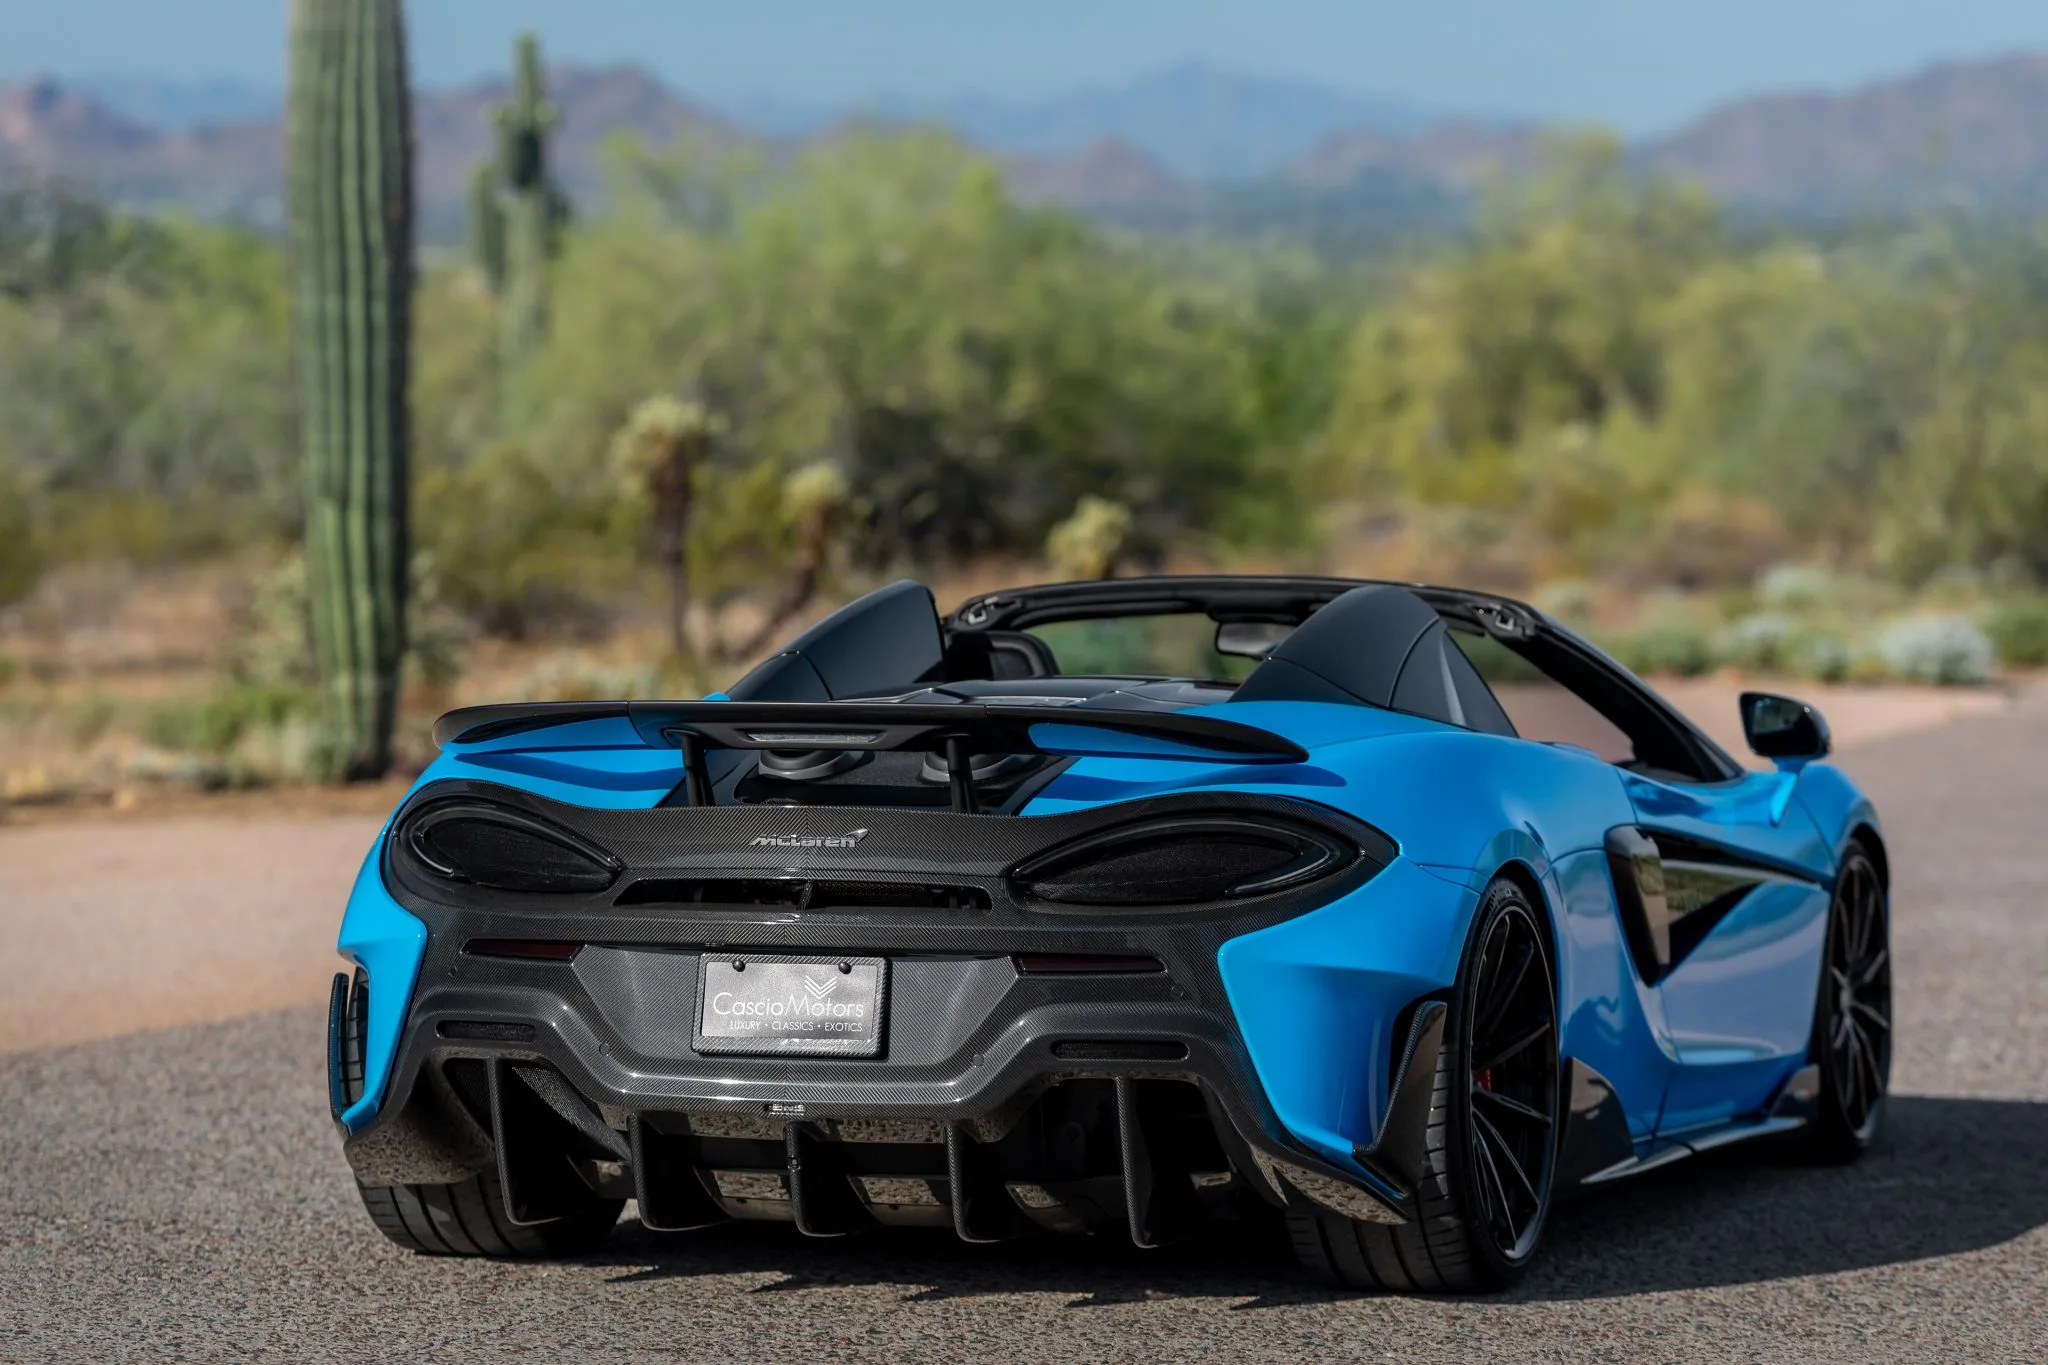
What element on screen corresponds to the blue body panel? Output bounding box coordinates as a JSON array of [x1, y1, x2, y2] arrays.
[[340, 692, 1874, 1160], [335, 838, 426, 1133], [1624, 767, 1834, 1131], [1216, 858, 1468, 1169]]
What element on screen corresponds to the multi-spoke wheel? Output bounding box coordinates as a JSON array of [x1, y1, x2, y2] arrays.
[[1462, 895, 1559, 1265], [1289, 877, 1559, 1292], [1801, 846, 1891, 1160]]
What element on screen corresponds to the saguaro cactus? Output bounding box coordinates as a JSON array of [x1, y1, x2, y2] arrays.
[[466, 163, 506, 296], [472, 33, 565, 366], [288, 0, 414, 779]]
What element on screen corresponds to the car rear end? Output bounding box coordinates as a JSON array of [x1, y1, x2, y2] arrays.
[[330, 702, 1432, 1249]]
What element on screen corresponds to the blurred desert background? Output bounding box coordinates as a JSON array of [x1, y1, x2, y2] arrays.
[[7, 11, 2048, 821]]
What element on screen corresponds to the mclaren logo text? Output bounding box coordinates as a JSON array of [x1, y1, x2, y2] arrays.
[[749, 829, 869, 850]]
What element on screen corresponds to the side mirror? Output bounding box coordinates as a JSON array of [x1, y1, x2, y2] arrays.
[[1215, 620, 1295, 660], [1740, 691, 1831, 763]]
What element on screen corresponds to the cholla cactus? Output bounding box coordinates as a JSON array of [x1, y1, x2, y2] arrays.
[[715, 461, 856, 662], [1046, 496, 1133, 581], [782, 462, 851, 560], [610, 396, 725, 657]]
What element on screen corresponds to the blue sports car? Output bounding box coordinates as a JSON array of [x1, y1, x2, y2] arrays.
[[328, 576, 1891, 1291]]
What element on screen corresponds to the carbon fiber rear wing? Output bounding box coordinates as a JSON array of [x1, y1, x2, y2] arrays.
[[432, 700, 1306, 812]]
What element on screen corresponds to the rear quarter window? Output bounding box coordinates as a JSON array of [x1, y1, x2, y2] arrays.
[[1451, 631, 1636, 765]]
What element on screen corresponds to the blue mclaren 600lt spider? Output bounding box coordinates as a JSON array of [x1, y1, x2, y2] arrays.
[[328, 576, 1890, 1291]]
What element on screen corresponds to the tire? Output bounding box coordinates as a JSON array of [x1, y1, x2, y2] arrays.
[[1794, 846, 1891, 1162], [1289, 876, 1560, 1293], [356, 1170, 622, 1258], [337, 968, 622, 1257]]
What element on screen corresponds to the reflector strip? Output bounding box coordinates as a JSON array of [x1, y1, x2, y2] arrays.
[[1013, 954, 1165, 975], [463, 938, 581, 960]]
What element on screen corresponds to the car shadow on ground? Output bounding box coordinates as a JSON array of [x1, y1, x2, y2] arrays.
[[580, 1095, 2048, 1306], [1525, 1094, 2048, 1300]]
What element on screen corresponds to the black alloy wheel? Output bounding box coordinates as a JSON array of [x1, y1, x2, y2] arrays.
[[1807, 848, 1891, 1157], [1460, 896, 1559, 1265]]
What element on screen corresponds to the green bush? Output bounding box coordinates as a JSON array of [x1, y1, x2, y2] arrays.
[[1983, 596, 2048, 667], [66, 693, 118, 745], [1787, 630, 1852, 683], [1601, 620, 1718, 677], [142, 684, 315, 756], [1755, 564, 1846, 614], [1876, 616, 1997, 685], [415, 443, 635, 639], [0, 459, 40, 607], [1718, 611, 1796, 672], [1530, 579, 1597, 624]]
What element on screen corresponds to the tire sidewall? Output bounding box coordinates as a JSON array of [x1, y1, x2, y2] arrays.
[[1449, 877, 1560, 1287], [1806, 848, 1890, 1156]]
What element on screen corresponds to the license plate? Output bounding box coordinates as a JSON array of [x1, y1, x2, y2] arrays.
[[694, 956, 886, 1057]]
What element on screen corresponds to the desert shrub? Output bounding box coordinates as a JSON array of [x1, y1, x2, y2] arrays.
[[1601, 619, 1717, 677], [1876, 616, 1997, 685], [0, 652, 17, 690], [142, 683, 315, 756], [1756, 564, 1846, 614], [1983, 596, 2048, 667], [416, 442, 635, 639], [65, 692, 117, 744], [504, 652, 668, 704], [1786, 629, 1852, 683], [1625, 487, 1789, 590], [1530, 579, 1597, 623], [0, 460, 40, 606], [215, 713, 332, 788], [1045, 497, 1134, 581], [1918, 564, 1988, 608], [1718, 612, 1797, 673], [223, 555, 313, 686]]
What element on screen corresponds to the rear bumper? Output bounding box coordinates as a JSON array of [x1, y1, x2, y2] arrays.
[[342, 930, 1423, 1233], [336, 781, 1468, 1236]]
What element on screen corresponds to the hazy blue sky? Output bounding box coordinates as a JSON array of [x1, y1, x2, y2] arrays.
[[7, 0, 2048, 133]]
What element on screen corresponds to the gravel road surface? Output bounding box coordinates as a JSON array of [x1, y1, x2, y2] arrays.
[[3, 700, 2045, 1362]]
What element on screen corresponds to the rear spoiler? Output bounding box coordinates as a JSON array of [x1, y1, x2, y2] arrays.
[[432, 700, 1306, 812]]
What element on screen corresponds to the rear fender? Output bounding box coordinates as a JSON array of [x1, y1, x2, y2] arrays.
[[1217, 858, 1474, 1171]]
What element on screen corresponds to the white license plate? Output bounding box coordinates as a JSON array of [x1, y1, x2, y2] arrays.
[[693, 956, 886, 1057]]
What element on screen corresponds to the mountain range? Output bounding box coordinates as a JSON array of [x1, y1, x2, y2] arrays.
[[8, 50, 2048, 233], [715, 62, 1447, 182]]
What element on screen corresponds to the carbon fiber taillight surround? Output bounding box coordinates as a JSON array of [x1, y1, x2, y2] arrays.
[[382, 777, 1393, 927]]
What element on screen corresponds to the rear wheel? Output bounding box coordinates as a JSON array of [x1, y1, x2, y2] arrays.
[[1289, 877, 1559, 1292], [356, 1170, 622, 1258], [337, 969, 621, 1257], [1796, 847, 1891, 1161]]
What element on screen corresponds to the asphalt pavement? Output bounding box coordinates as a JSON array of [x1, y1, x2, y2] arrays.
[[3, 697, 2045, 1362]]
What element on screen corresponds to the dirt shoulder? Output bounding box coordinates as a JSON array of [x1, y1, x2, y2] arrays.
[[0, 813, 382, 1050]]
